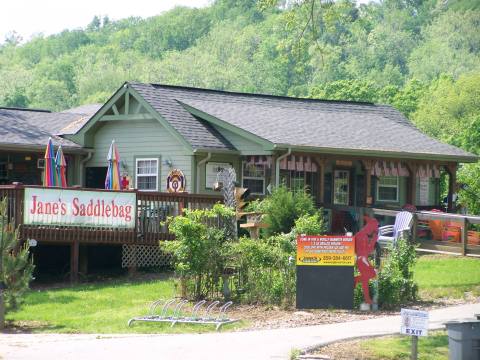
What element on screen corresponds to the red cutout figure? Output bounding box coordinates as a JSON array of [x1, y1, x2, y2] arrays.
[[354, 216, 379, 304]]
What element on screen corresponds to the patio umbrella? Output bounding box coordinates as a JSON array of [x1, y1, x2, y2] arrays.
[[105, 140, 121, 190], [55, 145, 67, 188], [43, 137, 58, 187]]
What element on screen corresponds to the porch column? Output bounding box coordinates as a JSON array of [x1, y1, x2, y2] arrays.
[[314, 157, 326, 205], [270, 154, 277, 192], [406, 163, 417, 206], [446, 163, 458, 212], [362, 160, 373, 206]]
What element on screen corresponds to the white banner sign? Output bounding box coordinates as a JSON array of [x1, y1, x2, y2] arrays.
[[400, 308, 429, 337], [23, 187, 136, 228]]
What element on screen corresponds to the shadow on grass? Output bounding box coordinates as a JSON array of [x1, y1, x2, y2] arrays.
[[23, 292, 78, 306], [30, 271, 176, 295], [2, 320, 65, 334]]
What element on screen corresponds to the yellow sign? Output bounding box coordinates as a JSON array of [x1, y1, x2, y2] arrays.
[[297, 235, 355, 266]]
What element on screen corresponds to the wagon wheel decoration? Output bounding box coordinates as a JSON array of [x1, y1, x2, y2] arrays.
[[166, 169, 186, 193]]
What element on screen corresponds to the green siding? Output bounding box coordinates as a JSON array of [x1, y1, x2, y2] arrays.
[[212, 125, 271, 155], [86, 119, 192, 192], [196, 153, 241, 195]]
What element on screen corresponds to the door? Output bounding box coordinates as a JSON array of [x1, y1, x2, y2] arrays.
[[85, 167, 108, 189], [333, 169, 350, 205]]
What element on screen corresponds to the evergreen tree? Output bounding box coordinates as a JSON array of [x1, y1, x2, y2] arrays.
[[0, 198, 35, 329]]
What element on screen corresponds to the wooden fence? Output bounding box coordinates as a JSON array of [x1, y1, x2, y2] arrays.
[[372, 208, 480, 257], [0, 185, 223, 246]]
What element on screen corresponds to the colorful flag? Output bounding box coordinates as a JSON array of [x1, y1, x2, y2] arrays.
[[105, 140, 121, 190]]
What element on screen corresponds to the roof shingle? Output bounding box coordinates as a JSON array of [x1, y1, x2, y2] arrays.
[[127, 83, 475, 161]]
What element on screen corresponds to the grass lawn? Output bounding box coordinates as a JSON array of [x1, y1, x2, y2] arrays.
[[5, 254, 478, 334], [312, 331, 449, 360], [414, 254, 480, 300], [360, 331, 449, 360], [6, 275, 244, 334]]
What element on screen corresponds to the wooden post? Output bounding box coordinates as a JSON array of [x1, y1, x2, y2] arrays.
[[407, 163, 417, 206], [461, 218, 468, 256], [70, 240, 79, 283], [270, 154, 276, 193], [316, 157, 326, 205], [411, 335, 418, 360], [446, 163, 457, 213], [79, 245, 88, 275], [362, 160, 373, 206], [411, 213, 418, 244]]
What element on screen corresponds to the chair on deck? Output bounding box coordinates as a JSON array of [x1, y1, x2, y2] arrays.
[[378, 211, 414, 249]]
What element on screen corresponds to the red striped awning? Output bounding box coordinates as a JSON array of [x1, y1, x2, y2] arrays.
[[279, 155, 318, 172], [370, 161, 440, 178], [246, 155, 272, 168]]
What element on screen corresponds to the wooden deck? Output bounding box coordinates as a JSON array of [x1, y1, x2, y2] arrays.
[[372, 207, 480, 257], [0, 185, 223, 246]]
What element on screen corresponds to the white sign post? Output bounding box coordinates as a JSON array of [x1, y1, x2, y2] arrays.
[[400, 308, 429, 360]]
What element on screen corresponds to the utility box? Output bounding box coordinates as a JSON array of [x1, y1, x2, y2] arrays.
[[445, 319, 480, 360]]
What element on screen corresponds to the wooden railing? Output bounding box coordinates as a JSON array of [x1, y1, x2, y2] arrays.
[[136, 191, 223, 243], [372, 208, 480, 257], [0, 185, 223, 246]]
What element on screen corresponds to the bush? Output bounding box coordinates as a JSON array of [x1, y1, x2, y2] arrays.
[[162, 204, 235, 300], [232, 234, 296, 306], [249, 186, 317, 236], [377, 237, 418, 308], [231, 213, 325, 306], [0, 198, 35, 327], [293, 212, 326, 236]]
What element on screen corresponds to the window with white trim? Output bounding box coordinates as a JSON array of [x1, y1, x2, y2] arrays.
[[333, 170, 350, 205], [242, 163, 265, 195], [136, 158, 159, 191], [377, 176, 399, 202]]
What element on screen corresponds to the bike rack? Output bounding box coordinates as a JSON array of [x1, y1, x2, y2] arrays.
[[128, 299, 238, 330]]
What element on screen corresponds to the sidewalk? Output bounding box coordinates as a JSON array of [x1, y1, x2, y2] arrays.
[[1, 303, 478, 360]]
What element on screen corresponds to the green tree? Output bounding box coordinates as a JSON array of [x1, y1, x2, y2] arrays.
[[0, 199, 35, 329], [408, 10, 480, 81]]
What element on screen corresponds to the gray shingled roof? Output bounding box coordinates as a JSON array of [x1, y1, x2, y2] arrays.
[[130, 83, 234, 150], [128, 83, 476, 161], [0, 105, 99, 150]]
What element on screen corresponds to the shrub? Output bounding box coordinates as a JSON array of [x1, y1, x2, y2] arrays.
[[293, 212, 326, 236], [232, 234, 296, 306], [162, 204, 235, 300], [377, 237, 418, 308], [250, 186, 317, 236], [231, 213, 325, 306], [0, 198, 35, 327]]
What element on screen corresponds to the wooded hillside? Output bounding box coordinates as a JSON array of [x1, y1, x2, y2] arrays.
[[1, 0, 479, 211]]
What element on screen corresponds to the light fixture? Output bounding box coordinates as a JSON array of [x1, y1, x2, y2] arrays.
[[164, 158, 173, 168]]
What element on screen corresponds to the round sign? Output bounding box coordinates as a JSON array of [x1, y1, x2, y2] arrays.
[[167, 169, 186, 193]]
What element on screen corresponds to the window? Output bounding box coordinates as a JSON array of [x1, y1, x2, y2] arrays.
[[334, 170, 350, 205], [377, 176, 399, 202], [242, 163, 265, 195], [136, 158, 159, 191]]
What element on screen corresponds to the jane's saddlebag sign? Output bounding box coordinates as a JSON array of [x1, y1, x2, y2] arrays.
[[23, 187, 136, 228]]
